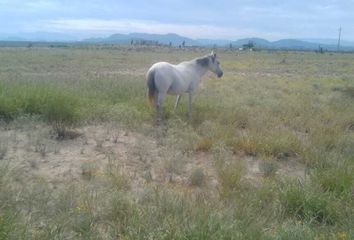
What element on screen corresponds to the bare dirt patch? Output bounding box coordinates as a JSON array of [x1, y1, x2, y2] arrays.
[[1, 124, 218, 189], [1, 124, 306, 191], [244, 156, 306, 184]]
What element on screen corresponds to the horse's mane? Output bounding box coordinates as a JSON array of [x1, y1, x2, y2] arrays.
[[195, 55, 210, 67]]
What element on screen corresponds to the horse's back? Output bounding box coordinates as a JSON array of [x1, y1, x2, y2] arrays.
[[149, 62, 185, 94], [150, 62, 176, 72]]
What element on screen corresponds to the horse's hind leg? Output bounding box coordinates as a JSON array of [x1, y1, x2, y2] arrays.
[[173, 95, 181, 112], [156, 92, 166, 124], [188, 93, 193, 120]]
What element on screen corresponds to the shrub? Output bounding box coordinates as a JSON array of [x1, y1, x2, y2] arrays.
[[43, 91, 81, 139]]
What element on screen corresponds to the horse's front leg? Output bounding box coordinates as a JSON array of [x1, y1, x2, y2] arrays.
[[173, 95, 182, 112]]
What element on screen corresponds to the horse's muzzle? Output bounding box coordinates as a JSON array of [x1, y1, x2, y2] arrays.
[[217, 71, 223, 78]]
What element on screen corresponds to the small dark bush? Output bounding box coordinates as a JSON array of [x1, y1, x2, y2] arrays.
[[43, 91, 81, 139]]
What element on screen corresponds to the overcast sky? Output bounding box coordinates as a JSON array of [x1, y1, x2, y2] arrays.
[[1, 0, 353, 40]]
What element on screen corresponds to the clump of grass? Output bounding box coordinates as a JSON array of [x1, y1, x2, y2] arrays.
[[81, 162, 98, 180], [231, 130, 302, 160], [94, 138, 104, 150], [216, 160, 244, 198], [165, 120, 199, 153], [313, 167, 353, 197], [0, 143, 7, 160], [341, 86, 354, 98], [196, 137, 214, 152], [164, 154, 185, 175], [275, 221, 315, 240], [0, 165, 27, 239], [0, 83, 50, 120], [70, 205, 96, 238], [0, 82, 85, 140], [0, 208, 25, 240], [189, 168, 205, 187], [108, 103, 149, 128], [259, 160, 278, 177], [279, 181, 339, 225], [103, 186, 269, 239], [43, 91, 81, 139], [106, 158, 130, 191], [230, 136, 259, 156], [34, 142, 46, 157], [0, 96, 16, 122]]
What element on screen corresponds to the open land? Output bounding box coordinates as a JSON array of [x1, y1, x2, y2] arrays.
[[0, 46, 353, 239]]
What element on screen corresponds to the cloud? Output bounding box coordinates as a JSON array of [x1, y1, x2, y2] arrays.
[[28, 18, 276, 40], [0, 0, 62, 13], [1, 0, 354, 40], [26, 17, 350, 41]]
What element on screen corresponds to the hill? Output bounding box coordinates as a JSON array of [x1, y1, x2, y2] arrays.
[[83, 32, 197, 46], [2, 31, 354, 51], [83, 33, 354, 51]]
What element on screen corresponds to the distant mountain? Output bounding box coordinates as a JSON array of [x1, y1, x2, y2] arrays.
[[232, 38, 271, 47], [1, 32, 78, 42], [195, 38, 231, 46], [2, 36, 26, 41], [272, 39, 319, 49], [84, 33, 131, 43], [230, 38, 318, 49], [2, 31, 354, 51], [302, 38, 354, 47], [231, 37, 354, 51], [131, 33, 196, 45], [82, 33, 354, 51], [83, 32, 197, 46]]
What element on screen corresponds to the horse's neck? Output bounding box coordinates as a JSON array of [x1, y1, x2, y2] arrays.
[[195, 62, 209, 78], [182, 60, 208, 79], [177, 61, 207, 92]]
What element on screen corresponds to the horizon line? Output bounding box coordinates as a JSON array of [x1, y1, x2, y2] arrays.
[[1, 31, 354, 44]]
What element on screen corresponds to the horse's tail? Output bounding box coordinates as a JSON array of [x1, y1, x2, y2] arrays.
[[147, 69, 156, 107]]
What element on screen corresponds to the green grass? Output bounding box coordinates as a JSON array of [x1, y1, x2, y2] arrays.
[[0, 46, 354, 239], [279, 181, 339, 224]]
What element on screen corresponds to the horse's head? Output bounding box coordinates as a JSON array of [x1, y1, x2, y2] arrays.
[[207, 51, 223, 78]]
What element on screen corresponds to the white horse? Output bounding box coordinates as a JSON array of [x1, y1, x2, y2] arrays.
[[146, 51, 223, 122]]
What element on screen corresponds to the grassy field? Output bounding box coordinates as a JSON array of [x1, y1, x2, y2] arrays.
[[0, 46, 353, 239]]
